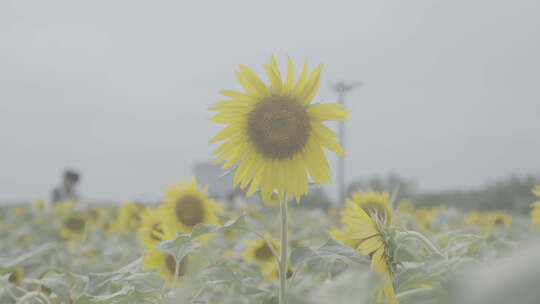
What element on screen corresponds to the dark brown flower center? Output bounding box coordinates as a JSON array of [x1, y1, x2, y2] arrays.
[[494, 218, 505, 226], [64, 216, 86, 232], [8, 269, 22, 285], [175, 195, 205, 227], [165, 254, 187, 277], [254, 243, 274, 261], [247, 96, 311, 159]]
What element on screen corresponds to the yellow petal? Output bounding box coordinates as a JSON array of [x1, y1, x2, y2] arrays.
[[292, 62, 309, 99], [297, 64, 322, 105], [239, 65, 269, 96], [285, 56, 295, 94], [308, 103, 351, 122], [209, 123, 244, 143], [357, 236, 383, 255]]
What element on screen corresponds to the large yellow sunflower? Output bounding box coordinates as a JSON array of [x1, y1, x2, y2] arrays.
[[142, 224, 189, 285], [209, 56, 350, 202], [161, 179, 222, 235], [330, 202, 396, 304], [243, 233, 280, 281]]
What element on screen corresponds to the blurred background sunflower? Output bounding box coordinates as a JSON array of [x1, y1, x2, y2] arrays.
[[161, 179, 222, 236], [243, 233, 280, 282]]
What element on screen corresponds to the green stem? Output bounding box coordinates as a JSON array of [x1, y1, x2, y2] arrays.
[[278, 196, 288, 304], [173, 256, 181, 286]]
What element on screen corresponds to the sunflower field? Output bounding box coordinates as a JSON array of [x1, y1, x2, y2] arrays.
[[2, 58, 540, 304]]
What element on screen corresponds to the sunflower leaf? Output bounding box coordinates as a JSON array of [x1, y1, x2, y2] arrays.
[[290, 246, 318, 267], [3, 242, 55, 269], [291, 239, 369, 273], [157, 233, 200, 262], [37, 273, 72, 304], [191, 214, 247, 239]]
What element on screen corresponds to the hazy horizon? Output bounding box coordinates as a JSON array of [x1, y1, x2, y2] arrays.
[[1, 0, 539, 203]]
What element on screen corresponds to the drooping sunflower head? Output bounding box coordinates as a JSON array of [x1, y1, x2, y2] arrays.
[[348, 190, 393, 224], [60, 213, 87, 239], [243, 233, 280, 281], [138, 206, 167, 251], [162, 179, 222, 235], [142, 224, 189, 285], [330, 201, 397, 304], [209, 56, 351, 202]]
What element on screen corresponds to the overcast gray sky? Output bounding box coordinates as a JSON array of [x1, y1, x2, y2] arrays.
[[1, 0, 539, 202]]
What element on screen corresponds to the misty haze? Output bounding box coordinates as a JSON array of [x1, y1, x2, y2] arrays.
[[1, 1, 539, 303]]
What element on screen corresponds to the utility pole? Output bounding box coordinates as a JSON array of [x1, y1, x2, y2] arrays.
[[331, 80, 361, 206]]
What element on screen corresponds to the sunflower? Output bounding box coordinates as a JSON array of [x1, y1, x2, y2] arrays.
[[463, 211, 511, 235], [330, 201, 397, 304], [115, 201, 147, 232], [531, 185, 540, 228], [138, 206, 167, 251], [59, 213, 88, 239], [534, 185, 540, 197], [142, 224, 189, 285], [349, 190, 393, 224], [414, 207, 440, 231], [53, 199, 77, 216], [161, 179, 222, 236], [397, 199, 414, 214], [243, 233, 280, 281], [7, 267, 24, 286], [488, 210, 512, 232], [86, 205, 107, 228], [33, 199, 50, 211], [209, 56, 350, 202]]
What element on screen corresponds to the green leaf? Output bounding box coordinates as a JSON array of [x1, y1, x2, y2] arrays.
[[157, 233, 199, 262], [124, 272, 164, 293], [191, 214, 247, 239], [75, 285, 135, 304], [290, 239, 369, 273], [38, 273, 72, 304], [198, 264, 241, 288], [2, 242, 55, 269], [290, 246, 318, 267]]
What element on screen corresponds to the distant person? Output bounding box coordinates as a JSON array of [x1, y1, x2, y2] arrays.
[[52, 170, 81, 203]]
